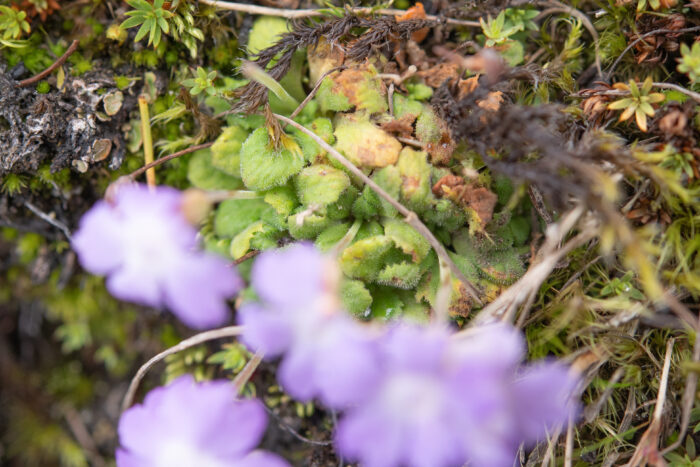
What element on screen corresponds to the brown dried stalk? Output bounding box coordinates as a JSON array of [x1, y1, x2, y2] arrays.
[[121, 325, 242, 412], [125, 142, 214, 181], [273, 113, 483, 305], [15, 39, 79, 88], [198, 0, 480, 26], [625, 338, 675, 467]]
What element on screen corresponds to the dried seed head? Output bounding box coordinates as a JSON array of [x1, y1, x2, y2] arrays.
[[658, 109, 688, 136]]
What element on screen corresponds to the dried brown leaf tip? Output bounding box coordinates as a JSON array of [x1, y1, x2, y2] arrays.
[[307, 37, 345, 84], [628, 14, 686, 64], [394, 2, 429, 43], [14, 0, 60, 21], [380, 115, 415, 139], [580, 83, 615, 126], [658, 107, 688, 137], [626, 193, 672, 226], [416, 62, 461, 88], [432, 174, 498, 227]]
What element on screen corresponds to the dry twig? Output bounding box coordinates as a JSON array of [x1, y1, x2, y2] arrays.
[[289, 66, 346, 119], [273, 113, 483, 305], [606, 26, 700, 79], [15, 40, 79, 88], [625, 338, 675, 467], [473, 206, 593, 325], [121, 326, 242, 412], [125, 142, 214, 181], [198, 0, 480, 26], [232, 351, 263, 393]]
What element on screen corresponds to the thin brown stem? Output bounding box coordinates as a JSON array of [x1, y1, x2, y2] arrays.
[[273, 113, 483, 305], [232, 352, 263, 393], [15, 40, 79, 88], [606, 26, 700, 79], [575, 82, 700, 105], [198, 0, 480, 26], [121, 326, 242, 412], [661, 327, 700, 455], [651, 82, 700, 104], [233, 249, 261, 265], [626, 338, 675, 467], [537, 1, 602, 77], [290, 66, 346, 119], [125, 142, 214, 181]]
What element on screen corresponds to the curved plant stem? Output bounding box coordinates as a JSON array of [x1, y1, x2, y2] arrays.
[[537, 1, 602, 78], [661, 325, 700, 455], [574, 82, 700, 104], [121, 325, 243, 412], [198, 0, 480, 26], [273, 113, 483, 305], [606, 26, 700, 80], [125, 142, 214, 181], [472, 205, 591, 325], [290, 66, 346, 119], [626, 338, 675, 467], [15, 39, 79, 88], [24, 201, 72, 240], [651, 82, 700, 104]]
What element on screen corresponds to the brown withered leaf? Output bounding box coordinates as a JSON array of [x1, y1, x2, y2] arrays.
[[395, 2, 429, 43], [448, 283, 474, 318], [458, 76, 503, 114], [432, 175, 498, 226], [331, 65, 387, 110], [477, 91, 503, 112], [307, 37, 345, 84], [380, 115, 416, 139], [658, 109, 687, 136], [417, 62, 460, 88], [464, 185, 498, 226], [424, 132, 456, 165], [458, 76, 480, 98]]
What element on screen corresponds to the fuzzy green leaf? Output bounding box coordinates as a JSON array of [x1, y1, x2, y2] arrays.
[[315, 222, 352, 251], [214, 198, 274, 238], [187, 150, 244, 191], [339, 235, 393, 281], [240, 128, 305, 191], [287, 209, 332, 239], [376, 261, 423, 289], [396, 147, 431, 211], [384, 219, 431, 263], [295, 164, 350, 206], [230, 221, 265, 259], [333, 114, 401, 168], [211, 126, 248, 177], [339, 279, 373, 316]]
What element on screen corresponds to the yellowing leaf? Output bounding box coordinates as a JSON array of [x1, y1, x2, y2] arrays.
[[295, 164, 351, 206], [333, 114, 401, 168]]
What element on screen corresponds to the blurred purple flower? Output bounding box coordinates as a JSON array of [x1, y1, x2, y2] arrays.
[[335, 323, 580, 467], [117, 375, 289, 467], [72, 184, 241, 329], [238, 243, 381, 408]]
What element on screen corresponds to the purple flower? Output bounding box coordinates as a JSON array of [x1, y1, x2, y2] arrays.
[[117, 375, 289, 467], [72, 184, 241, 329], [238, 243, 381, 408], [335, 323, 580, 467]]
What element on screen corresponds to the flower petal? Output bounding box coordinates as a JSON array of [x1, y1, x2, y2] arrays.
[[238, 303, 293, 356], [251, 243, 323, 307]]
